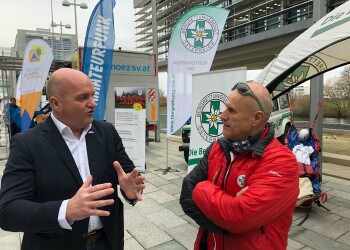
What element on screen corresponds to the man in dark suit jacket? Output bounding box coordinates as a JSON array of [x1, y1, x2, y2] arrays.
[[0, 68, 145, 250]]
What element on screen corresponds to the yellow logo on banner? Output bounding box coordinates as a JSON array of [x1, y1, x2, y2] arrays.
[[28, 46, 45, 62]]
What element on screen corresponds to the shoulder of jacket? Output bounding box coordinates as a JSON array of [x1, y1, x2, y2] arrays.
[[264, 139, 297, 161]]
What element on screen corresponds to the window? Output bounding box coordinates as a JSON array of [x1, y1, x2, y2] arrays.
[[278, 94, 289, 109], [272, 99, 279, 112]]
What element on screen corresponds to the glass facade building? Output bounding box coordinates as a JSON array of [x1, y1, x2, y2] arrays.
[[0, 48, 16, 101], [134, 0, 347, 69]]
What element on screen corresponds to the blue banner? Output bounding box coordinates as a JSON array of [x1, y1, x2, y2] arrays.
[[82, 0, 116, 120]]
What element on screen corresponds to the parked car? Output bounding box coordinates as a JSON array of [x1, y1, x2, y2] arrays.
[[179, 94, 292, 163]]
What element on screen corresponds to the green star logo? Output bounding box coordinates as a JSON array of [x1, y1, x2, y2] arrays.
[[195, 92, 227, 143], [181, 14, 219, 53]]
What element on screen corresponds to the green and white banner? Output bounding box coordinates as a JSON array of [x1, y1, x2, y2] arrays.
[[166, 6, 229, 136], [188, 68, 246, 173]]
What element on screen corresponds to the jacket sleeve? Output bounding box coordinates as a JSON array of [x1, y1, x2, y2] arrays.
[[192, 146, 299, 233], [0, 135, 63, 233], [180, 144, 225, 233]]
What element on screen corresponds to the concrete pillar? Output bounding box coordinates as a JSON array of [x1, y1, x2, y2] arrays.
[[310, 0, 327, 180], [309, 75, 324, 180], [151, 0, 161, 142]]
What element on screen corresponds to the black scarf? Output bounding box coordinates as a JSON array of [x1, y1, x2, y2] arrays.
[[223, 127, 265, 154]]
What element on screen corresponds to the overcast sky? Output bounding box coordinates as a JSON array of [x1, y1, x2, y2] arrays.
[[0, 1, 343, 92], [0, 0, 136, 50]]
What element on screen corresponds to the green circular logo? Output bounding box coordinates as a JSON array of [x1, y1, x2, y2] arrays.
[[195, 92, 227, 143], [180, 14, 219, 54]]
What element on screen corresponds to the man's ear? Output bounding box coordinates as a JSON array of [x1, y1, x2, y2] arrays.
[[49, 96, 59, 111], [253, 111, 265, 127]]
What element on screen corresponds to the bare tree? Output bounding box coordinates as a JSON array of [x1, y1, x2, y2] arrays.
[[324, 77, 344, 118], [339, 65, 350, 117], [159, 89, 167, 107], [288, 90, 298, 107]]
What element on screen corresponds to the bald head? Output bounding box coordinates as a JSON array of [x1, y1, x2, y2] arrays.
[[47, 68, 91, 99], [246, 82, 272, 121]]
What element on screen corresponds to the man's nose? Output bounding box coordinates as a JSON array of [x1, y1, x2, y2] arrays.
[[220, 111, 226, 120], [88, 98, 97, 107]]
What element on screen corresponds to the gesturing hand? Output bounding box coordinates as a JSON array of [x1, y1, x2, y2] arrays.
[[66, 175, 115, 221], [113, 161, 146, 201], [237, 186, 249, 197]]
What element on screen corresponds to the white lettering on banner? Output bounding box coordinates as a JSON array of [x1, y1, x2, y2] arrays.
[[170, 74, 176, 132], [111, 64, 151, 72], [87, 15, 112, 103], [172, 60, 208, 66]]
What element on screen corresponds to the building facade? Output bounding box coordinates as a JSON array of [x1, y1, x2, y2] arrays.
[[292, 85, 309, 96], [15, 28, 77, 60], [0, 47, 17, 103], [133, 0, 347, 71], [0, 29, 76, 105]]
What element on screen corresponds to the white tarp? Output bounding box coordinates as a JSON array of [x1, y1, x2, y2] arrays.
[[255, 1, 350, 98], [167, 6, 229, 136], [187, 68, 246, 173]]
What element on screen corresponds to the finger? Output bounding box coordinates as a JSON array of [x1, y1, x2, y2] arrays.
[[81, 175, 93, 189], [139, 183, 146, 190], [136, 190, 143, 201], [91, 208, 111, 217], [136, 175, 146, 183], [92, 199, 115, 209], [130, 167, 139, 179], [113, 161, 126, 178], [237, 186, 249, 197], [88, 183, 113, 193], [89, 187, 115, 200]]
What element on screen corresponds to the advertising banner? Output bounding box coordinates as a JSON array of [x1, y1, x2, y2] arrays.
[[20, 39, 53, 132], [16, 73, 21, 106], [114, 86, 146, 172], [188, 68, 246, 173], [167, 6, 229, 137], [83, 0, 116, 120]]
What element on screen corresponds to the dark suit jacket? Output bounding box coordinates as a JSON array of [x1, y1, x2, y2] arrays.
[[0, 116, 135, 250]]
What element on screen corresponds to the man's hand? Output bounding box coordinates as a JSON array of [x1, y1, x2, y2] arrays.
[[237, 186, 249, 197], [114, 161, 146, 201], [66, 175, 115, 221]]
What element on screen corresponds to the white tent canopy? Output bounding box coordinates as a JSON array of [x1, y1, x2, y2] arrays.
[[255, 1, 350, 99]]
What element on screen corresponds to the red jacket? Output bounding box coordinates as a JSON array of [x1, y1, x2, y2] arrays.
[[180, 124, 299, 250]]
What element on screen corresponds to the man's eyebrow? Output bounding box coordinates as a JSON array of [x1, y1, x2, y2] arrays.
[[75, 93, 89, 98]]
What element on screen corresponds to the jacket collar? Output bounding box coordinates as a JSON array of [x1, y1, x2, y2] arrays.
[[250, 123, 274, 157], [41, 116, 98, 186], [219, 123, 275, 158]]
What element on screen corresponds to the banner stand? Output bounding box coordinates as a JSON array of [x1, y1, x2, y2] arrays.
[[155, 137, 180, 175]]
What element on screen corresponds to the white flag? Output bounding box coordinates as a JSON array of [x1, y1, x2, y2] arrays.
[[167, 6, 229, 136]]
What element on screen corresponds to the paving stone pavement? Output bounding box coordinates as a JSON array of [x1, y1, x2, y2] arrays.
[[0, 126, 350, 249]]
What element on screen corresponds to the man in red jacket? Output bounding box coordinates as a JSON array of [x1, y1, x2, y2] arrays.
[[180, 82, 299, 250]]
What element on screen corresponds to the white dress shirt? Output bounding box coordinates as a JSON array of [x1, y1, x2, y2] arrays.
[[51, 114, 103, 232]]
